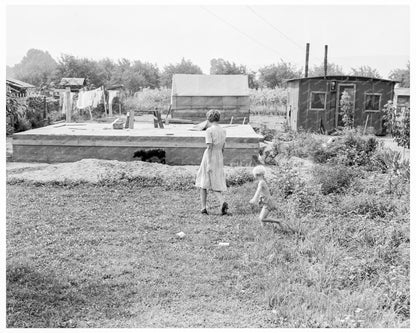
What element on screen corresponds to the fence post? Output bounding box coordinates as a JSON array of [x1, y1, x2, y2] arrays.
[[65, 87, 71, 123]]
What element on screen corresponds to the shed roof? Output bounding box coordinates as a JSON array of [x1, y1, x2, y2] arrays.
[[171, 74, 249, 97], [285, 75, 398, 84], [6, 78, 35, 89], [394, 87, 410, 96], [59, 78, 86, 86]]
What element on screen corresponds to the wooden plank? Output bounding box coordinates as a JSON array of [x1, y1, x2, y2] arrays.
[[65, 87, 71, 123]]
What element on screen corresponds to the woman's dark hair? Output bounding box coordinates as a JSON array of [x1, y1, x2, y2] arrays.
[[206, 109, 221, 123]]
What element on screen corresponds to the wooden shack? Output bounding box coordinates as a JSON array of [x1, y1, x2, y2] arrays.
[[170, 74, 250, 123], [59, 77, 87, 92], [286, 76, 397, 134], [6, 78, 36, 97]]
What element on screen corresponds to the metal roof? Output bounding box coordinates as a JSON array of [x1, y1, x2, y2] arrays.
[[59, 78, 86, 86], [171, 74, 249, 96], [394, 87, 410, 96], [285, 75, 398, 84], [6, 78, 35, 89]]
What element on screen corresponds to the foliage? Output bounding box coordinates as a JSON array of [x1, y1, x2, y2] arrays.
[[124, 88, 171, 113], [210, 58, 258, 88], [313, 164, 358, 195], [338, 193, 397, 219], [6, 93, 57, 135], [382, 101, 410, 149], [388, 62, 410, 88], [249, 87, 287, 115], [6, 93, 29, 134], [340, 91, 354, 128], [258, 61, 302, 88], [310, 130, 379, 167], [308, 62, 345, 76], [350, 65, 382, 79], [9, 49, 57, 86], [107, 59, 160, 92], [160, 58, 203, 87]]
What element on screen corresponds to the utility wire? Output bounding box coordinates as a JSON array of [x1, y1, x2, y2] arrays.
[[246, 6, 322, 64], [202, 6, 284, 62]]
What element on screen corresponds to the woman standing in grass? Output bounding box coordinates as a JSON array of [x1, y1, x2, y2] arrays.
[[195, 109, 230, 215]]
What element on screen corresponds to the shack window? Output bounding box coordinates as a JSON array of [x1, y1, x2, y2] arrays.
[[364, 94, 381, 111], [310, 92, 326, 110], [397, 95, 410, 106]]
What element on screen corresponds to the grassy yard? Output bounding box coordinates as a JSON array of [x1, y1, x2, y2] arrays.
[[6, 167, 409, 327]]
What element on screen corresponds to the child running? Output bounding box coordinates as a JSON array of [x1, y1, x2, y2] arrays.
[[249, 165, 292, 231]]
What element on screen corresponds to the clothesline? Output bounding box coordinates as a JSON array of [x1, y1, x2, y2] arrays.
[[60, 86, 123, 121]]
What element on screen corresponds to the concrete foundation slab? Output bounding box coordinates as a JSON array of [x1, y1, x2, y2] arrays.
[[12, 122, 261, 166]]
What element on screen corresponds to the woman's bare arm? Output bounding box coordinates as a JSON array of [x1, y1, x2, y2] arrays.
[[206, 143, 213, 171]]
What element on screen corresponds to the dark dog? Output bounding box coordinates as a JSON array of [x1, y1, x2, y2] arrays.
[[133, 149, 166, 164]]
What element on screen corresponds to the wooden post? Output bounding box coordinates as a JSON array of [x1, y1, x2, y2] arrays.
[[109, 91, 113, 117], [324, 45, 328, 79], [102, 86, 107, 117], [119, 91, 122, 115], [128, 108, 134, 129], [43, 96, 47, 120], [363, 113, 369, 134], [305, 43, 310, 78], [153, 110, 158, 128], [65, 87, 71, 123]]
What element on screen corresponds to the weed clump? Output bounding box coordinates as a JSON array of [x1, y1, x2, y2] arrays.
[[313, 164, 358, 195]]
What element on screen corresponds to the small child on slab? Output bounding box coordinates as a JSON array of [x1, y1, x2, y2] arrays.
[[249, 165, 293, 231]]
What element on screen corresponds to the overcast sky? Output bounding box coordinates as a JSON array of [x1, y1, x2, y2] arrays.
[[6, 4, 409, 77]]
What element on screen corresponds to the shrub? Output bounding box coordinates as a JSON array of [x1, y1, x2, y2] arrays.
[[225, 168, 255, 187], [338, 193, 397, 218], [309, 131, 379, 168], [274, 165, 305, 198], [313, 164, 358, 195]]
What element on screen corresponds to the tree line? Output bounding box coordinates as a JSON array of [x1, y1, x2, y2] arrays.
[[6, 49, 410, 92]]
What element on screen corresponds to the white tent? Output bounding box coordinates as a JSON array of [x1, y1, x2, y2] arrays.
[[171, 74, 249, 97]]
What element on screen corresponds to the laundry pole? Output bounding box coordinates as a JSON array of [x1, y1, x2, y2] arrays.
[[65, 87, 71, 123]]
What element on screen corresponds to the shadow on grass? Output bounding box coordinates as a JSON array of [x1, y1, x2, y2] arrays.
[[7, 260, 134, 328]]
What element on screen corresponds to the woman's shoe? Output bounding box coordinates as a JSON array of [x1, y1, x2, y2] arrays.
[[201, 208, 209, 215], [221, 202, 231, 215]]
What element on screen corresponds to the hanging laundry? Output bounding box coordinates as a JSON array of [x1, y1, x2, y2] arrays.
[[77, 88, 101, 109], [92, 89, 103, 108]]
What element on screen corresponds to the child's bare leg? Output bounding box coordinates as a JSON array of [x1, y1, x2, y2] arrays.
[[259, 207, 283, 227], [200, 188, 207, 210]]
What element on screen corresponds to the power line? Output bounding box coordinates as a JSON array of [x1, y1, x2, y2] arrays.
[[246, 6, 322, 64], [201, 6, 284, 62]]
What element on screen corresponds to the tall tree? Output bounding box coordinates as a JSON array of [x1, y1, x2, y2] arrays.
[[160, 58, 203, 87], [210, 58, 258, 88], [308, 62, 345, 77], [11, 49, 57, 86], [110, 59, 160, 92], [210, 58, 245, 75], [388, 61, 410, 87], [350, 65, 382, 79], [258, 61, 302, 88], [53, 54, 102, 87]]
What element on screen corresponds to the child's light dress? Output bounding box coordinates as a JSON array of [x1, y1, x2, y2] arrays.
[[195, 125, 227, 192]]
